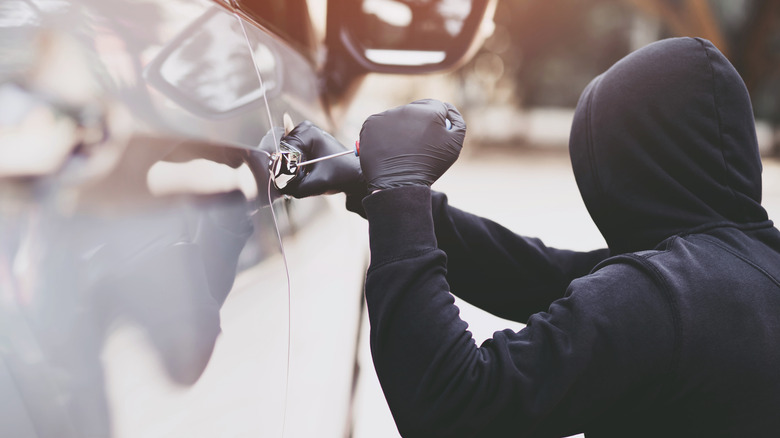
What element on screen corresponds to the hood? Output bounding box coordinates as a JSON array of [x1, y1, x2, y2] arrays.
[[569, 37, 768, 255]]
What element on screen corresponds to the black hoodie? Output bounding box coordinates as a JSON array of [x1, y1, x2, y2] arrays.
[[361, 38, 780, 437]]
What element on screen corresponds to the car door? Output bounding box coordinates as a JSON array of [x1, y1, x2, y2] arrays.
[[2, 0, 497, 436], [0, 0, 365, 437]]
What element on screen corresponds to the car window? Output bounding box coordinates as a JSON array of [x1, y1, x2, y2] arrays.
[[232, 0, 315, 55]]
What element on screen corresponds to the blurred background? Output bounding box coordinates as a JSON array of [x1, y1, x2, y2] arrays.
[[345, 1, 780, 436], [345, 0, 780, 155]]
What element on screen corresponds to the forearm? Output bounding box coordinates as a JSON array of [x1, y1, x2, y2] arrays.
[[364, 186, 489, 436], [363, 187, 565, 436], [430, 191, 609, 321]]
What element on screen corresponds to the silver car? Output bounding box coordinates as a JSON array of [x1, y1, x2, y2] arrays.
[[0, 0, 495, 436]]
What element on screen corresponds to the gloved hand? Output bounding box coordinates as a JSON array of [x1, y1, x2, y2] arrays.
[[279, 121, 365, 198], [359, 99, 465, 192]]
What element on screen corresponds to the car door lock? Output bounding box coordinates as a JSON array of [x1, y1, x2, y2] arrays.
[[269, 140, 301, 190]]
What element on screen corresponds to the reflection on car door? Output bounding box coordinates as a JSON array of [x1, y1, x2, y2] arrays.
[[0, 1, 330, 437]]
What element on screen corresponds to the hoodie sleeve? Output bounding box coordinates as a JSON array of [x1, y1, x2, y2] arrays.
[[363, 186, 677, 438], [430, 191, 609, 321]]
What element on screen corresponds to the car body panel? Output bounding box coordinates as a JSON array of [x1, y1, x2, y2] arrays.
[[1, 0, 366, 436]]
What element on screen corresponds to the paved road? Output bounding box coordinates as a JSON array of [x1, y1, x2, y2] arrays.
[[352, 149, 780, 438]]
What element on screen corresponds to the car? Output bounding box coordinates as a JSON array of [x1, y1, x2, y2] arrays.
[[0, 0, 495, 436]]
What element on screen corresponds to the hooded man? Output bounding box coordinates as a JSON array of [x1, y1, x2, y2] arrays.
[[278, 37, 780, 437]]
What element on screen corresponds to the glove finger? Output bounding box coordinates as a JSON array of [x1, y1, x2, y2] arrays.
[[409, 98, 436, 106], [281, 121, 361, 198], [283, 157, 358, 198], [284, 120, 313, 139], [408, 99, 449, 127], [278, 122, 317, 197], [260, 126, 286, 152], [281, 176, 317, 198], [282, 121, 315, 155], [443, 101, 466, 132], [280, 159, 330, 198]]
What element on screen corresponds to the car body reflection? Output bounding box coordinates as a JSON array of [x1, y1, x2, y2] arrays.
[[1, 1, 359, 436], [0, 127, 290, 435]]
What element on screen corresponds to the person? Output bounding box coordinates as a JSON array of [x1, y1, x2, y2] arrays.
[[278, 37, 780, 437]]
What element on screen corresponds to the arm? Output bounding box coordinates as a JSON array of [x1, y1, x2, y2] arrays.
[[277, 101, 606, 321], [431, 191, 609, 321], [363, 186, 676, 438]]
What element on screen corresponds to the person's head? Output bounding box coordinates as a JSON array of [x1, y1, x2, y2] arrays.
[[569, 37, 768, 255]]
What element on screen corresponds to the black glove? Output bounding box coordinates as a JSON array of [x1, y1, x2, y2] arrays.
[[279, 121, 365, 198], [359, 99, 465, 192]]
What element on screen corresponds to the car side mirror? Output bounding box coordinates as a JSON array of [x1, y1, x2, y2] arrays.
[[328, 0, 497, 75]]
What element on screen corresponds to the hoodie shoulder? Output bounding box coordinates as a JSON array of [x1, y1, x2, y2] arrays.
[[564, 255, 682, 373]]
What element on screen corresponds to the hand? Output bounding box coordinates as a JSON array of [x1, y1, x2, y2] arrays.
[[280, 121, 365, 198], [359, 99, 465, 192]]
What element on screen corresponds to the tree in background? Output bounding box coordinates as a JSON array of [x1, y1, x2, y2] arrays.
[[465, 0, 779, 127], [630, 0, 780, 125], [502, 0, 634, 107]]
